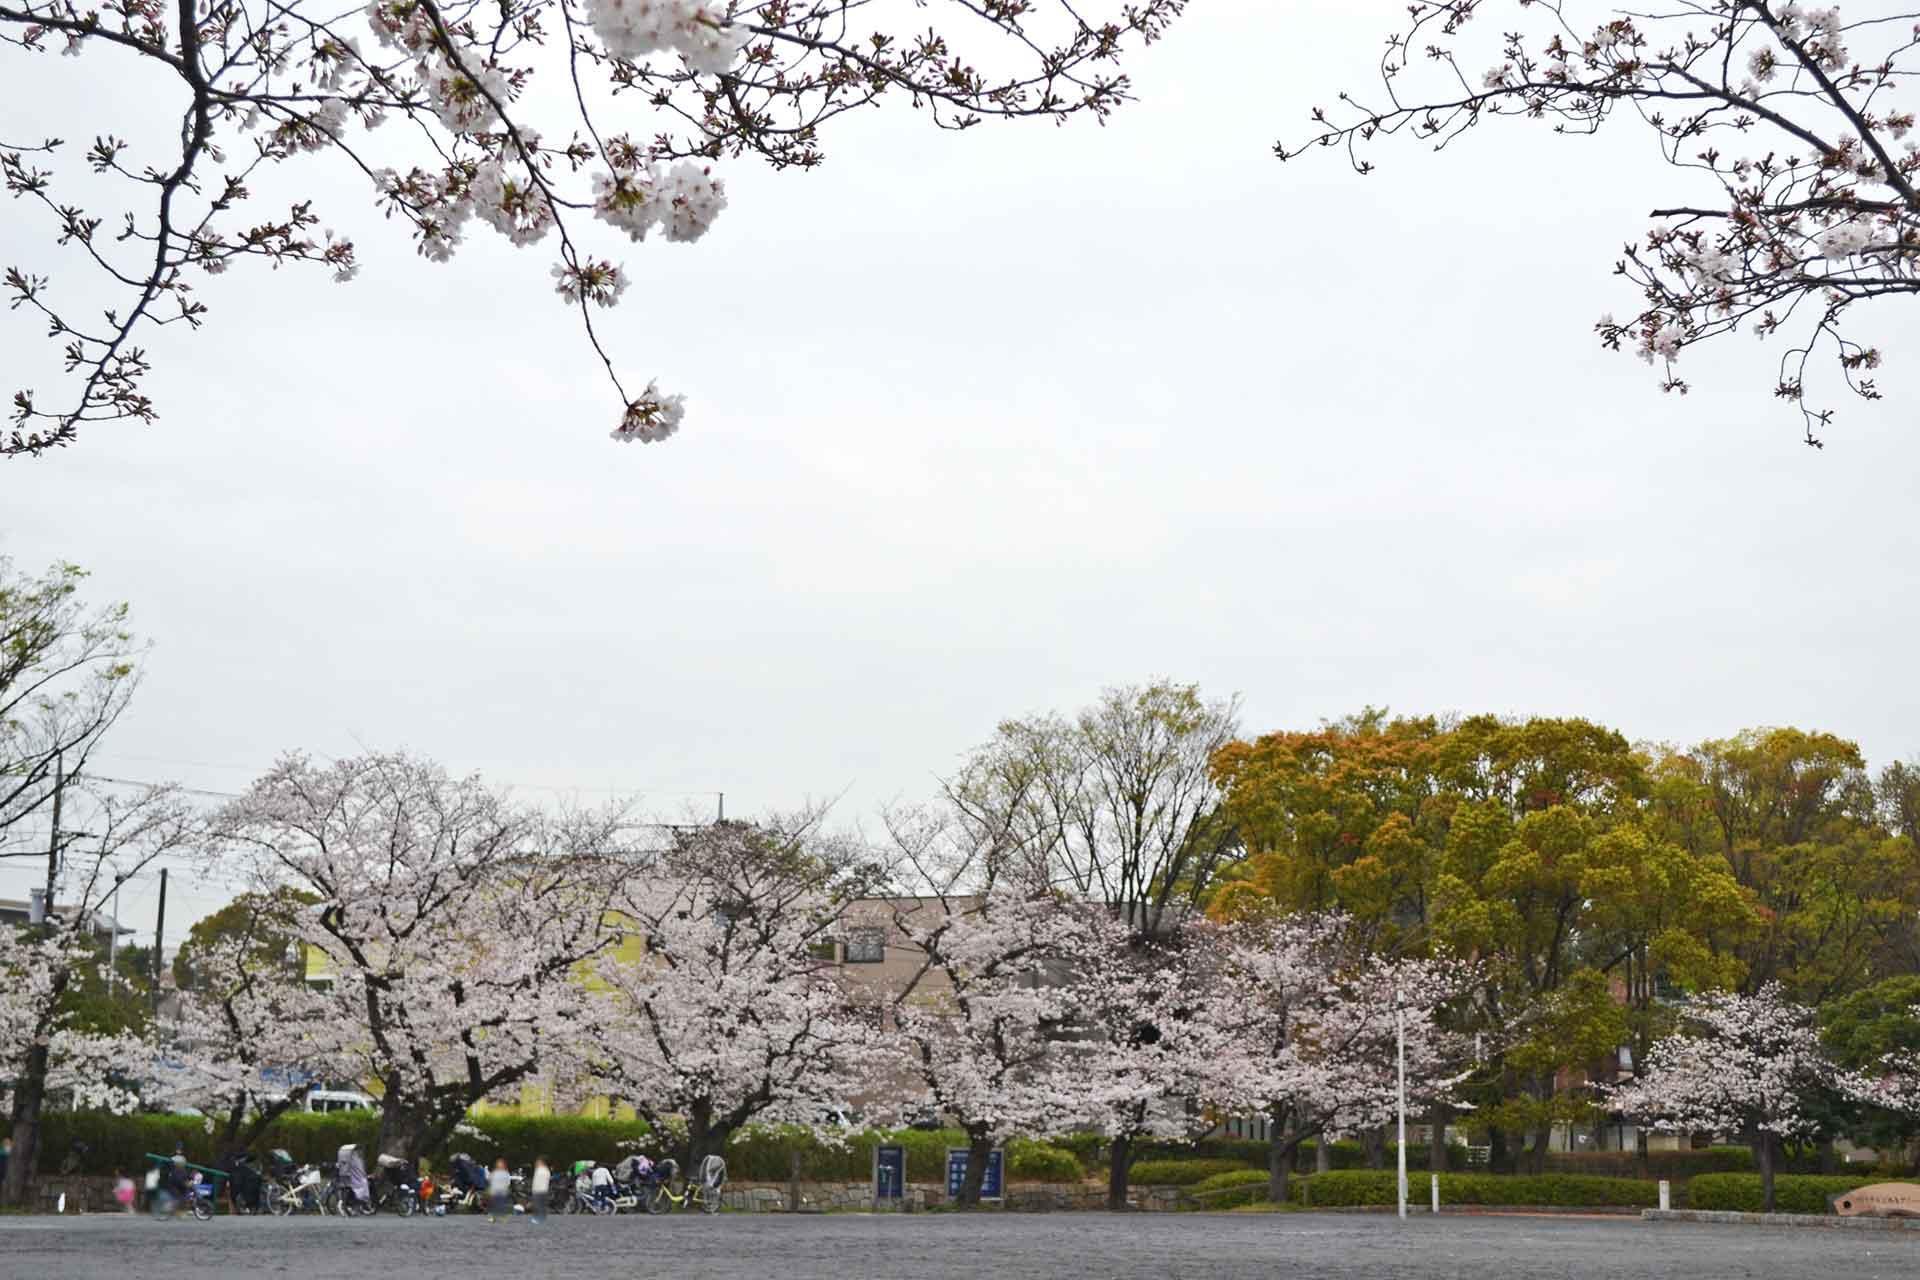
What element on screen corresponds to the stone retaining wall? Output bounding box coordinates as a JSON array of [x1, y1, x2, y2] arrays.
[[716, 1181, 1187, 1213]]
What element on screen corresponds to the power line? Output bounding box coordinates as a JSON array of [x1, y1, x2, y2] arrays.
[[86, 756, 727, 801]]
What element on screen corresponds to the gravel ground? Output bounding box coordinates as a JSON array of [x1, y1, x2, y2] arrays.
[[4, 1210, 1918, 1280]]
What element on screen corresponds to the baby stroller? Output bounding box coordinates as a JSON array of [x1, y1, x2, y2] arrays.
[[332, 1143, 373, 1216]]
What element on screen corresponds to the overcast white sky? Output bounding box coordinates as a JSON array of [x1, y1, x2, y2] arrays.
[[5, 0, 1917, 938]]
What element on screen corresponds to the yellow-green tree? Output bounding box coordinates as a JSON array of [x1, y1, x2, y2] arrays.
[[1213, 712, 1759, 1172]]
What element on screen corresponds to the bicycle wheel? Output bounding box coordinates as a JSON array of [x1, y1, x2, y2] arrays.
[[645, 1185, 670, 1215], [700, 1187, 721, 1215], [266, 1184, 292, 1217], [191, 1196, 213, 1222]]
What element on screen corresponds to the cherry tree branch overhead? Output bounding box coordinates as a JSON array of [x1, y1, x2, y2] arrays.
[[1, 0, 1186, 457], [1281, 0, 1920, 447]]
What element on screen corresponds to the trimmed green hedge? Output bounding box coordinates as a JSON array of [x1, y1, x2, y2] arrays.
[[1685, 1173, 1918, 1215], [1294, 1171, 1659, 1209], [36, 1112, 1083, 1185], [1188, 1169, 1272, 1209], [1542, 1147, 1756, 1180], [1132, 1158, 1254, 1186]]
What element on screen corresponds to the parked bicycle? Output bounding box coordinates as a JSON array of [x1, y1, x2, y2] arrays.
[[644, 1155, 726, 1215]]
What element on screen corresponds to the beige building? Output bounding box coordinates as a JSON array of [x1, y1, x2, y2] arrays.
[[824, 894, 983, 1021]]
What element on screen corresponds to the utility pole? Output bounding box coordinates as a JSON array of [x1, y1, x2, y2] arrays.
[[152, 866, 169, 1012], [717, 792, 725, 823], [40, 751, 64, 920], [107, 872, 126, 996]]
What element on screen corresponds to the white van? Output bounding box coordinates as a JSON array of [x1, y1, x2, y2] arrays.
[[304, 1089, 377, 1114]]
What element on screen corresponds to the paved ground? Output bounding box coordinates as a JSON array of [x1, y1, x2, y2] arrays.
[[4, 1210, 1918, 1280]]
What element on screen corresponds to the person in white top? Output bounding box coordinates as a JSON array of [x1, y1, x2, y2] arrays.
[[487, 1158, 513, 1222], [529, 1156, 551, 1225]]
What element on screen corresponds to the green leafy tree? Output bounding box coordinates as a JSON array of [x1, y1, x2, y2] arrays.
[[1821, 977, 1920, 1154], [173, 888, 316, 993], [1650, 730, 1920, 1002]]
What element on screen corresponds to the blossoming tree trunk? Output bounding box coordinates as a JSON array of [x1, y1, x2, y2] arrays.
[[952, 1127, 995, 1209], [1106, 1135, 1135, 1212], [1, 1019, 57, 1207]]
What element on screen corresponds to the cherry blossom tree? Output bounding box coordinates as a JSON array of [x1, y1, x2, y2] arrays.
[[1283, 2, 1920, 447], [1609, 983, 1856, 1211], [1, 781, 197, 1206], [1199, 913, 1471, 1205], [574, 814, 893, 1164], [1, 0, 1186, 457], [212, 750, 625, 1161], [1075, 926, 1231, 1210], [884, 765, 1239, 1209], [886, 884, 1132, 1206]]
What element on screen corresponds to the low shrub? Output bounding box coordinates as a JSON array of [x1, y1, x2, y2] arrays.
[[1055, 1132, 1106, 1169], [1132, 1158, 1253, 1186], [1188, 1169, 1272, 1209], [1294, 1170, 1658, 1209], [1006, 1138, 1083, 1183], [1685, 1173, 1920, 1215]]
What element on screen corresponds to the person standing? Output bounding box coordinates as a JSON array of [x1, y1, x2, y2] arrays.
[[113, 1170, 136, 1214], [528, 1156, 550, 1225], [487, 1157, 512, 1223]]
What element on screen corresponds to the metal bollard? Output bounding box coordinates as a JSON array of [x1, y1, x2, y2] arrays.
[[1431, 1175, 1439, 1214], [1658, 1180, 1670, 1211]]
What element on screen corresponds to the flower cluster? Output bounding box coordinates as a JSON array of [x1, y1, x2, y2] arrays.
[[471, 158, 554, 246], [582, 0, 750, 75], [592, 160, 728, 244], [612, 381, 687, 443], [552, 259, 630, 307]]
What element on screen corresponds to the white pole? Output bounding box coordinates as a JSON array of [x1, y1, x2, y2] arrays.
[[1658, 1179, 1671, 1212], [1396, 1005, 1408, 1222], [1431, 1174, 1439, 1215]]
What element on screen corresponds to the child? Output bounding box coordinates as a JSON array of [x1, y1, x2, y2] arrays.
[[487, 1157, 512, 1222], [113, 1170, 135, 1214], [528, 1156, 549, 1225]]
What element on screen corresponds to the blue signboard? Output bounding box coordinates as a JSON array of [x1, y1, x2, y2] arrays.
[[945, 1148, 1003, 1201], [873, 1144, 905, 1202]]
